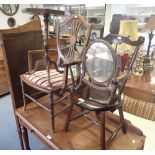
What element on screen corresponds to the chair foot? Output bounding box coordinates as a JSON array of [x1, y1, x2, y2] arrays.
[[100, 144, 106, 150], [122, 124, 127, 134]]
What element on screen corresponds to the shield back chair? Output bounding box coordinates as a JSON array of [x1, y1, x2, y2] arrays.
[[56, 15, 92, 89], [20, 13, 92, 134], [64, 36, 144, 149]]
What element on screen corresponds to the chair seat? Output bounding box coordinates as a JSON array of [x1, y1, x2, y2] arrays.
[[76, 97, 120, 112], [20, 69, 73, 92], [74, 85, 122, 112]]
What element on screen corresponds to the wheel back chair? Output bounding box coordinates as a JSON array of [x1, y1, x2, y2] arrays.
[[64, 36, 145, 149], [20, 15, 92, 133]]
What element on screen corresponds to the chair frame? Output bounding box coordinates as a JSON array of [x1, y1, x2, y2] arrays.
[[20, 13, 92, 134], [56, 15, 92, 90], [64, 36, 145, 149]]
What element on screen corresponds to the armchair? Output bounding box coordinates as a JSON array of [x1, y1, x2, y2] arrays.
[[64, 36, 144, 149], [20, 11, 92, 134]]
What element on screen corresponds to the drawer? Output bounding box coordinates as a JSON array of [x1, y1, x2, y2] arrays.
[[0, 81, 9, 95]]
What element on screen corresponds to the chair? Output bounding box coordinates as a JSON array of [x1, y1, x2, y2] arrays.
[[20, 14, 91, 133], [64, 36, 144, 149], [56, 15, 92, 89]]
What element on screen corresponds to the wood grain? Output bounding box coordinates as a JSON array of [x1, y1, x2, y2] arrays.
[[16, 95, 146, 150]]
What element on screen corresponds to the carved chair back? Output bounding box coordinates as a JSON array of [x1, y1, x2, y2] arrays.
[[103, 34, 145, 96], [74, 39, 120, 106], [56, 15, 92, 90], [81, 40, 118, 88], [56, 15, 91, 66]]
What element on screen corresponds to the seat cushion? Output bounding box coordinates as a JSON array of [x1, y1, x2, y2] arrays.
[[21, 69, 73, 92]]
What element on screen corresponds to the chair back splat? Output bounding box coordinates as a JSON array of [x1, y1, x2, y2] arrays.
[[103, 34, 145, 96], [56, 15, 92, 90]]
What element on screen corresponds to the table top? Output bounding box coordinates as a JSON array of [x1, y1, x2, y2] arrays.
[[22, 8, 66, 16], [127, 71, 155, 95], [16, 95, 145, 150], [125, 69, 155, 102]]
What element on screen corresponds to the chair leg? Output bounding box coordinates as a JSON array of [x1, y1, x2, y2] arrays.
[[64, 94, 74, 132], [118, 106, 126, 134], [20, 123, 31, 150], [20, 79, 27, 111], [48, 93, 55, 133], [100, 111, 106, 150]]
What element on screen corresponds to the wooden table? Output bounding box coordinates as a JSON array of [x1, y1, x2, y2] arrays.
[[124, 70, 155, 103], [123, 69, 155, 121], [15, 95, 145, 150]]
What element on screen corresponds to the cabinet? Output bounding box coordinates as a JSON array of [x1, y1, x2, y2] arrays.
[[65, 5, 105, 38], [86, 6, 105, 29], [0, 49, 9, 95], [65, 4, 86, 16], [86, 6, 105, 38]]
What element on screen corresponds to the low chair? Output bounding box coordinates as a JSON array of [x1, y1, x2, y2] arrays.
[[64, 36, 144, 149]]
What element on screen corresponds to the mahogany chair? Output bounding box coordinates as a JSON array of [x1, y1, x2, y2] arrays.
[[64, 36, 144, 149], [56, 15, 92, 89], [20, 14, 91, 133]]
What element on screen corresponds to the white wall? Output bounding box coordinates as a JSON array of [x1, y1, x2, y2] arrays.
[[0, 4, 43, 29]]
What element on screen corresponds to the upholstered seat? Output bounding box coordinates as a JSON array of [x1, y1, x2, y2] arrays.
[[21, 69, 72, 91]]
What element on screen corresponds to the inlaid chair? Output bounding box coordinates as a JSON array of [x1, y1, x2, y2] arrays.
[[64, 36, 144, 149], [20, 15, 91, 133]]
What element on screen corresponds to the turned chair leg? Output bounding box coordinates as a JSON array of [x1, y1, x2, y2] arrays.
[[100, 111, 106, 150], [20, 80, 27, 111], [20, 123, 31, 150], [118, 107, 126, 134], [48, 93, 55, 133], [16, 117, 25, 149], [64, 96, 74, 132]]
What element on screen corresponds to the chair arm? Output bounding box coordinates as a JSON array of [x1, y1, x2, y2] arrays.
[[116, 72, 127, 82], [63, 59, 82, 67]]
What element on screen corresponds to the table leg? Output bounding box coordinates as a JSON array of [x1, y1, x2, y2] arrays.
[[20, 123, 31, 150]]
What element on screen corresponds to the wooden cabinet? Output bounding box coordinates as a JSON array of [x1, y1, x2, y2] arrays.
[[0, 50, 9, 95]]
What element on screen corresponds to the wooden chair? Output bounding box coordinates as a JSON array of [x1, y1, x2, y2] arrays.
[[20, 14, 92, 134], [56, 15, 92, 89], [64, 36, 144, 149]]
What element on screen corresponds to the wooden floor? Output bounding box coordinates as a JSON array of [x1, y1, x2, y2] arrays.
[[16, 95, 146, 150]]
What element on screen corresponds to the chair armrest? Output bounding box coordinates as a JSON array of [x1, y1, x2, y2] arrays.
[[28, 49, 44, 71], [116, 71, 127, 82], [63, 59, 82, 67]]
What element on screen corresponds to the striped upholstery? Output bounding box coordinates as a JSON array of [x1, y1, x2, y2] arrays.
[[21, 69, 72, 91]]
